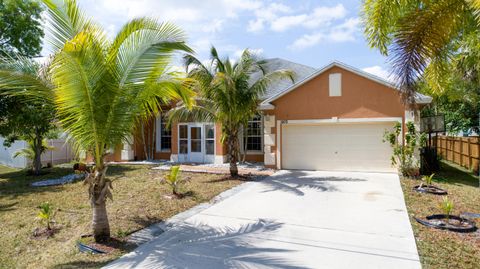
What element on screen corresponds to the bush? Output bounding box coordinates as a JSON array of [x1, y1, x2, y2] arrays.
[[384, 121, 423, 177]]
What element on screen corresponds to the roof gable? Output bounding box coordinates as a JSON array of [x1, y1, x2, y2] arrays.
[[259, 61, 432, 110]]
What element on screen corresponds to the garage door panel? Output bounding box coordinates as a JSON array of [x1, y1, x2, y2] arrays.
[[282, 123, 395, 172]]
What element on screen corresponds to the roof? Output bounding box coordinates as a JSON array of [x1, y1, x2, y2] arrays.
[[258, 60, 433, 110], [251, 58, 317, 100]]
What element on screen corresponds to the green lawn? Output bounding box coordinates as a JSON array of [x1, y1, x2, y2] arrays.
[[401, 161, 480, 269], [0, 164, 244, 269]]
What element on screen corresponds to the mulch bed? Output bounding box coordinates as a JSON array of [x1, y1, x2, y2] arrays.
[[415, 214, 478, 233], [413, 184, 448, 195]]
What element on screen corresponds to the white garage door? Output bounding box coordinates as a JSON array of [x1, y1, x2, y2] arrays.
[[282, 122, 396, 172]]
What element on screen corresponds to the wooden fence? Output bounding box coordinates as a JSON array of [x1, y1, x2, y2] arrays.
[[435, 135, 480, 173]]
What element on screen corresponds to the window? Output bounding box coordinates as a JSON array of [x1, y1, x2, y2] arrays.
[[190, 126, 201, 152], [179, 125, 188, 154], [156, 115, 171, 151], [244, 115, 263, 152], [329, 73, 342, 96], [205, 124, 215, 155]]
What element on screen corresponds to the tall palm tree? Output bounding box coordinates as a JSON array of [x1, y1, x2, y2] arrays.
[[361, 0, 480, 102], [0, 0, 193, 242], [169, 47, 293, 177]]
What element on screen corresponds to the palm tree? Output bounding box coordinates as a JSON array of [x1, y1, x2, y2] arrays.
[[0, 0, 193, 242], [169, 47, 293, 177], [361, 0, 479, 102]]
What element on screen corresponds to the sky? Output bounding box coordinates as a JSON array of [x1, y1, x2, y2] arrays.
[[41, 0, 391, 80]]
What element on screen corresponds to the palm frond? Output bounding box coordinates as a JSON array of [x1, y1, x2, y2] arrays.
[[113, 20, 191, 87], [388, 0, 470, 102], [0, 54, 53, 101], [167, 102, 216, 125], [42, 0, 105, 52]]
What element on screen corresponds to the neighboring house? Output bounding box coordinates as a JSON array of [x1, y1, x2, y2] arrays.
[[113, 59, 432, 172]]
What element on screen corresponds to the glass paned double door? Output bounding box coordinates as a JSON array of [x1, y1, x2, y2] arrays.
[[178, 123, 215, 163]]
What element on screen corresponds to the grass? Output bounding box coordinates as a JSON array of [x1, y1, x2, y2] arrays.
[[0, 164, 244, 269], [401, 161, 480, 269]]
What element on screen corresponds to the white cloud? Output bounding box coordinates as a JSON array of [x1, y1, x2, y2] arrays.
[[249, 3, 347, 33], [288, 17, 361, 50], [202, 19, 225, 34], [247, 2, 292, 32], [362, 65, 393, 82]]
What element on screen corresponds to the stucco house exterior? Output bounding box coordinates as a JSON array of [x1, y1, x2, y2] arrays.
[[114, 59, 432, 172]]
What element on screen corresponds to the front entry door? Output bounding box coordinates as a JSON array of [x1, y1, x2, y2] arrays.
[[188, 125, 203, 162]]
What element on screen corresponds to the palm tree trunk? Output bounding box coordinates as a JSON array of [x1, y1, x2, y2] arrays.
[[89, 166, 111, 242], [33, 134, 42, 176], [92, 199, 110, 242], [227, 131, 239, 177]]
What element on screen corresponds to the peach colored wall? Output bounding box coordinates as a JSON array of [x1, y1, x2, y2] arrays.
[[272, 66, 405, 120], [268, 66, 407, 169], [215, 123, 225, 155], [171, 123, 178, 155], [245, 154, 264, 162]]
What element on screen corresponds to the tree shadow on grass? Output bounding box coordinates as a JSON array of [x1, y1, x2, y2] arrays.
[[206, 175, 259, 184], [52, 259, 115, 269], [433, 161, 479, 187], [0, 201, 18, 211], [0, 165, 136, 198], [130, 215, 165, 229], [260, 170, 367, 196], [103, 219, 309, 269]]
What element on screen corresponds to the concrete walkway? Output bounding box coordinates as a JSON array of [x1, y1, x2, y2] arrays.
[[104, 170, 420, 269]]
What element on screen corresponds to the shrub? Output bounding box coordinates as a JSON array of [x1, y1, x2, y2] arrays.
[[165, 166, 182, 195], [37, 202, 54, 230], [384, 121, 423, 177]]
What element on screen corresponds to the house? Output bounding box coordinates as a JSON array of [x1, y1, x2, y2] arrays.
[[114, 59, 432, 172]]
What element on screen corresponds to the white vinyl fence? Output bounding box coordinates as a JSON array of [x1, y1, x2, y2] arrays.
[[0, 137, 28, 168], [0, 137, 75, 168]]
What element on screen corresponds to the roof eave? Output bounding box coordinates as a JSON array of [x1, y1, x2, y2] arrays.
[[258, 103, 275, 110]]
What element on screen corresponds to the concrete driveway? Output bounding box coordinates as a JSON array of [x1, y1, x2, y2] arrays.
[[104, 170, 420, 269]]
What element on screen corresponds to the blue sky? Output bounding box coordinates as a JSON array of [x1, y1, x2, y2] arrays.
[[42, 0, 390, 79]]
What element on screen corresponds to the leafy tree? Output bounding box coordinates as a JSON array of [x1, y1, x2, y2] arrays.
[[417, 32, 480, 134], [0, 0, 51, 175], [361, 0, 480, 101], [0, 0, 44, 57], [0, 56, 56, 175], [169, 47, 293, 177], [0, 0, 193, 242]]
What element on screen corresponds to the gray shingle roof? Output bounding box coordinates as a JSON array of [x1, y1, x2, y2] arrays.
[[250, 58, 317, 100]]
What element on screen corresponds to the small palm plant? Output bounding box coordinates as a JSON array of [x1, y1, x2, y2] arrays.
[[165, 166, 182, 196], [421, 173, 435, 187], [441, 196, 454, 221], [38, 202, 54, 230], [14, 139, 54, 172]]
